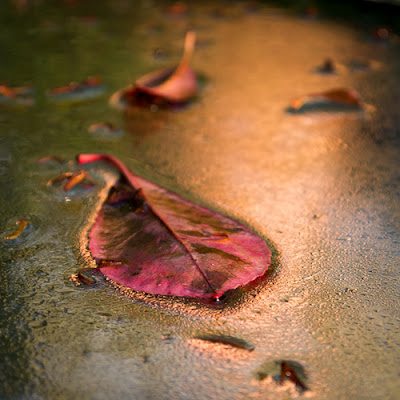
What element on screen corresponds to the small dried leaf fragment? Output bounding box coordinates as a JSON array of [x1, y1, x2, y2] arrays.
[[193, 334, 255, 351], [315, 58, 336, 74], [0, 84, 35, 106], [373, 27, 391, 42], [47, 77, 105, 104], [110, 31, 198, 109], [254, 359, 308, 392], [47, 170, 94, 192], [279, 361, 308, 391], [165, 2, 188, 17], [71, 271, 95, 286], [63, 170, 89, 191], [290, 88, 366, 112], [4, 219, 28, 240], [37, 156, 66, 164]]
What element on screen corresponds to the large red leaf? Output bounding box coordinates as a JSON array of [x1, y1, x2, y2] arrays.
[[77, 154, 271, 299]]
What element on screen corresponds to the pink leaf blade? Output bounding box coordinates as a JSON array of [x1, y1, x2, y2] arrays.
[[77, 154, 271, 299]]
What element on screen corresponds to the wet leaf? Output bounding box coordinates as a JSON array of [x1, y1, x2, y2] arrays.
[[289, 87, 366, 112], [254, 359, 308, 392], [77, 153, 271, 299], [373, 27, 391, 42], [0, 84, 35, 106], [165, 2, 188, 17], [193, 334, 255, 351], [47, 76, 105, 104], [189, 334, 255, 360], [4, 219, 28, 240], [71, 271, 95, 286], [110, 31, 198, 109], [37, 156, 66, 164], [315, 58, 336, 74], [47, 170, 95, 192], [279, 360, 308, 392], [63, 170, 90, 192]]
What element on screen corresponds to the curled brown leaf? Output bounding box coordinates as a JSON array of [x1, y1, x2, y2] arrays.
[[193, 334, 255, 351], [4, 219, 28, 240], [47, 170, 94, 192], [110, 31, 198, 109], [279, 361, 308, 391], [71, 271, 95, 286], [290, 88, 366, 111], [0, 84, 35, 106], [165, 2, 188, 17], [63, 170, 88, 191], [47, 77, 105, 104], [37, 156, 66, 164], [316, 58, 336, 74]]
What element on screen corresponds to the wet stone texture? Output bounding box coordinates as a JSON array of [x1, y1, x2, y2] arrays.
[[0, 1, 400, 399]]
